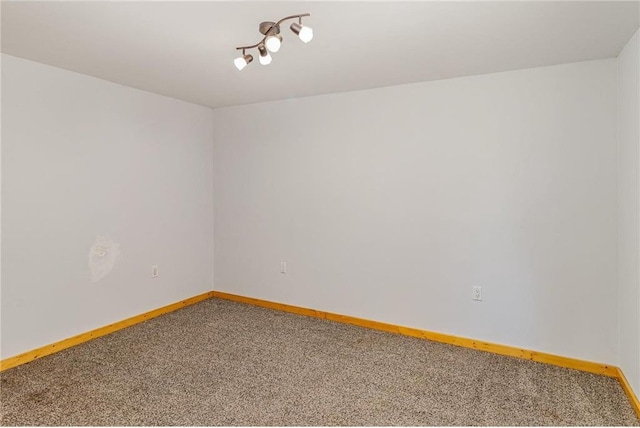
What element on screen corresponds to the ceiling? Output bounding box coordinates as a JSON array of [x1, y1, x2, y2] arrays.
[[2, 1, 638, 109]]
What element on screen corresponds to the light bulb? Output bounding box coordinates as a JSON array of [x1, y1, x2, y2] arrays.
[[259, 53, 272, 65], [258, 45, 272, 65], [290, 22, 313, 43], [233, 54, 253, 71], [298, 26, 313, 43], [265, 34, 282, 52], [234, 57, 247, 71]]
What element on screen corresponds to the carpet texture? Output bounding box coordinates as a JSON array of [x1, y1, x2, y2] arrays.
[[1, 298, 638, 426]]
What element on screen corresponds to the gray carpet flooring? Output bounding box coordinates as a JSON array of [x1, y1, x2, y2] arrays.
[[1, 298, 638, 426]]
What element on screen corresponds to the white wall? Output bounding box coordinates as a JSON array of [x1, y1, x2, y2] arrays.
[[1, 54, 214, 359], [1, 51, 626, 372], [618, 29, 640, 397], [213, 59, 619, 364]]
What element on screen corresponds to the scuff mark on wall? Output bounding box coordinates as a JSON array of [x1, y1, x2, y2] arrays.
[[89, 235, 121, 282]]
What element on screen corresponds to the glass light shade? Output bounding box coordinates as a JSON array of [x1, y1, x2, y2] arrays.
[[290, 22, 313, 44], [298, 26, 313, 43], [233, 54, 253, 71], [234, 57, 248, 71], [259, 52, 272, 65], [265, 35, 282, 52]]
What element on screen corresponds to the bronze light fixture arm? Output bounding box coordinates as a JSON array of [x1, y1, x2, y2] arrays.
[[274, 13, 309, 28]]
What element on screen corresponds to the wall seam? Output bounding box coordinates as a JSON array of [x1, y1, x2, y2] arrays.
[[616, 50, 622, 370]]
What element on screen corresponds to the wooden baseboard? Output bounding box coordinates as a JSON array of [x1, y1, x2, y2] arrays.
[[211, 291, 618, 378], [617, 367, 640, 418], [0, 291, 216, 372]]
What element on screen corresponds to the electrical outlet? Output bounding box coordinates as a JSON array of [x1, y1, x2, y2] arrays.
[[280, 262, 287, 274], [151, 265, 159, 278], [472, 286, 482, 301]]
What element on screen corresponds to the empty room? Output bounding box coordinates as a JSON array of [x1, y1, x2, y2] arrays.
[[1, 0, 640, 426]]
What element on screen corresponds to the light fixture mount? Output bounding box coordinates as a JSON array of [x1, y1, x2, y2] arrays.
[[233, 13, 313, 70], [259, 21, 280, 36]]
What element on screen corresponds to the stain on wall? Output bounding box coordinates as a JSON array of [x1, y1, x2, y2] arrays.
[[89, 235, 121, 282]]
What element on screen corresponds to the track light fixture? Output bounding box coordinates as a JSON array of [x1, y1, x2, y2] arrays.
[[234, 13, 313, 70]]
